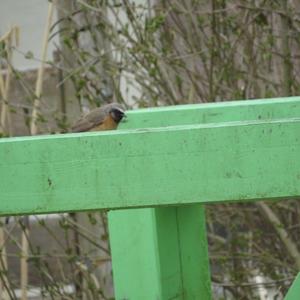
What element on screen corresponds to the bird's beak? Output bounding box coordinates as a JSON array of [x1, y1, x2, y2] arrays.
[[121, 113, 128, 123]]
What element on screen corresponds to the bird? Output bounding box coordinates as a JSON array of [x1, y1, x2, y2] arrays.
[[71, 102, 126, 133]]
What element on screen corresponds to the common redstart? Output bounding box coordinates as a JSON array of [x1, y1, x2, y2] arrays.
[[71, 102, 126, 133]]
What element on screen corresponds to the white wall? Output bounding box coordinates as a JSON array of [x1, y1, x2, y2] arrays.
[[0, 0, 58, 70]]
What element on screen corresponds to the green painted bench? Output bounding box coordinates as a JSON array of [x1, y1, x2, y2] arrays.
[[0, 97, 300, 299]]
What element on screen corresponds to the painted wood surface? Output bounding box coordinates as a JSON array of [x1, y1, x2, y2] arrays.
[[0, 117, 300, 215], [1, 97, 300, 299]]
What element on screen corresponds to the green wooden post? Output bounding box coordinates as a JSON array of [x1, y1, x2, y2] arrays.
[[284, 273, 300, 300], [109, 205, 210, 299]]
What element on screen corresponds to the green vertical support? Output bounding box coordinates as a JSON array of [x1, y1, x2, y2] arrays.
[[109, 205, 211, 299], [174, 205, 211, 298], [109, 100, 221, 300], [109, 209, 162, 299], [284, 273, 300, 300]]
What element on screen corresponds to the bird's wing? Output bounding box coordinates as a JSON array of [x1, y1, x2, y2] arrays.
[[71, 107, 107, 132]]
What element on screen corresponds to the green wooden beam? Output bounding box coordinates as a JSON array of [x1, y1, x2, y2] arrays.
[[284, 273, 300, 300], [123, 97, 300, 129], [0, 117, 300, 215]]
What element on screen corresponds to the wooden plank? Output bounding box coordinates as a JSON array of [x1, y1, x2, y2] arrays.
[[123, 97, 300, 129], [0, 118, 300, 215], [284, 273, 300, 300]]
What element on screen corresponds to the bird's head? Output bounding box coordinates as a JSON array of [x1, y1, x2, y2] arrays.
[[109, 106, 126, 124]]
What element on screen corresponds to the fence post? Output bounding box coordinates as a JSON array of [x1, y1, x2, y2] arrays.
[[284, 273, 300, 300], [109, 204, 211, 299]]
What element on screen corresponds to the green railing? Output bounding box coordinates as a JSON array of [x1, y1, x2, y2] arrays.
[[0, 97, 300, 299]]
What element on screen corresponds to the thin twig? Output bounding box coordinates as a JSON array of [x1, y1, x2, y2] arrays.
[[257, 202, 300, 270], [30, 1, 55, 135]]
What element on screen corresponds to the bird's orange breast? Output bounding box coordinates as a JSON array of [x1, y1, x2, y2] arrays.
[[89, 115, 118, 131]]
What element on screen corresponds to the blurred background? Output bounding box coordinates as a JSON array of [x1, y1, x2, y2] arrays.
[[1, 0, 300, 299]]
